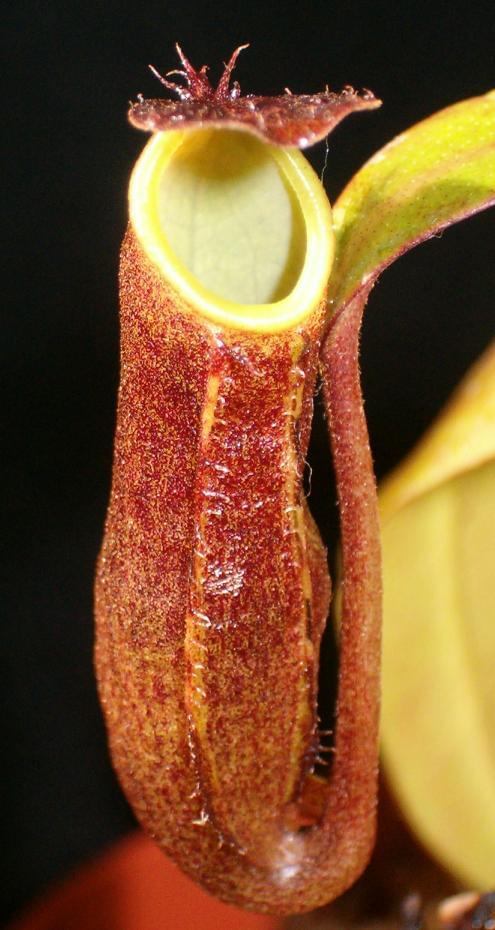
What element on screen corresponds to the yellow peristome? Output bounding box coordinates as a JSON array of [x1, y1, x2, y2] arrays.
[[129, 128, 334, 333], [379, 343, 495, 889]]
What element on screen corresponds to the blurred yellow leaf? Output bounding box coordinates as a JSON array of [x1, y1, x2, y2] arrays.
[[380, 344, 495, 888]]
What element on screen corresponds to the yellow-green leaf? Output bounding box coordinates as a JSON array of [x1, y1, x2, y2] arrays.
[[329, 91, 495, 314], [379, 344, 495, 888]]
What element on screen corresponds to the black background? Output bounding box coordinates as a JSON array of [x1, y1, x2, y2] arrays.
[[3, 1, 494, 924]]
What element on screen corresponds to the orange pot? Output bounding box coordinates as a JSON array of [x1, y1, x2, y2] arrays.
[[9, 831, 281, 930]]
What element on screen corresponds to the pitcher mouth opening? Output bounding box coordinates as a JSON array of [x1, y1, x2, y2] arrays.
[[129, 127, 334, 333]]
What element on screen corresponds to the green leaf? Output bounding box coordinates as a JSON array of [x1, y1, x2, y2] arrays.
[[324, 91, 495, 890], [328, 90, 495, 313]]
